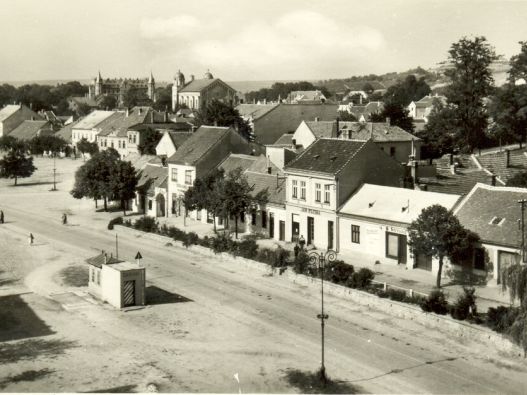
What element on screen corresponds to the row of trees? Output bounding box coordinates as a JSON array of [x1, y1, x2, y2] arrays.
[[70, 148, 138, 214], [183, 167, 268, 237], [245, 81, 331, 104]]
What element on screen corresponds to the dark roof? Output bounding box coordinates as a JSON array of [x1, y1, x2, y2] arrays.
[[131, 122, 193, 132], [136, 164, 168, 196], [86, 252, 123, 268], [97, 107, 152, 137], [476, 149, 527, 184], [9, 120, 52, 140], [219, 153, 258, 174], [272, 133, 294, 145], [179, 78, 219, 93], [167, 131, 192, 149], [236, 104, 279, 120], [167, 126, 232, 165], [455, 184, 527, 248], [285, 139, 367, 175], [246, 171, 286, 206]]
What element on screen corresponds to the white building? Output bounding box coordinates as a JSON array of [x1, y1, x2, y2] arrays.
[[71, 110, 115, 147]]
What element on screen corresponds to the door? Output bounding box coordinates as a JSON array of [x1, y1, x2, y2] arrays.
[[123, 280, 136, 307], [398, 234, 407, 264], [415, 254, 432, 271], [307, 216, 314, 245], [279, 221, 285, 241], [327, 220, 334, 250], [156, 194, 165, 217], [292, 214, 300, 242], [269, 213, 275, 238], [196, 209, 202, 221]]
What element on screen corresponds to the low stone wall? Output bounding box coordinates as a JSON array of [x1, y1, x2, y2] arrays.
[[114, 225, 522, 355]]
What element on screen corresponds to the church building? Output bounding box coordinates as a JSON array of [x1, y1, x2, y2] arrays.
[[171, 70, 237, 111], [88, 71, 156, 106]]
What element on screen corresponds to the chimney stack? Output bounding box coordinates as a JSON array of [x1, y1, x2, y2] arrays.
[[103, 253, 108, 264], [491, 174, 496, 186], [267, 166, 272, 174], [315, 117, 320, 122], [292, 138, 296, 147], [506, 149, 511, 168]]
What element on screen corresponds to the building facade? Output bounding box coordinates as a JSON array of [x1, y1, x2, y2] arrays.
[[88, 71, 156, 106], [0, 104, 43, 137]]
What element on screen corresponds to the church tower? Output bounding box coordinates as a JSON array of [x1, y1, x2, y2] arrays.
[[172, 70, 185, 111], [94, 71, 103, 96], [148, 71, 156, 102]]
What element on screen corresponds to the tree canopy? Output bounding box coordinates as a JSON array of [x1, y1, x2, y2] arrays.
[[383, 74, 431, 107], [196, 100, 252, 141], [76, 138, 99, 159], [408, 205, 480, 288], [0, 150, 37, 186], [137, 128, 162, 155], [370, 102, 415, 133], [245, 81, 330, 103], [29, 135, 68, 156]]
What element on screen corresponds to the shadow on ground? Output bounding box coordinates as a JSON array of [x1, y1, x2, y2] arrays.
[[59, 265, 88, 287], [0, 338, 77, 364], [0, 294, 54, 342], [283, 369, 365, 394], [0, 368, 54, 389], [9, 181, 56, 187], [87, 384, 137, 393], [146, 285, 193, 305]]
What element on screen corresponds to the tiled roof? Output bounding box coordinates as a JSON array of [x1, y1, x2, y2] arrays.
[[304, 121, 420, 142], [86, 252, 123, 268], [0, 105, 19, 122], [137, 164, 168, 195], [246, 171, 286, 206], [97, 107, 152, 137], [289, 90, 325, 102], [236, 104, 279, 120], [285, 138, 367, 175], [304, 121, 336, 138], [247, 154, 282, 175], [9, 120, 52, 141], [454, 183, 527, 248], [131, 122, 193, 132], [166, 131, 192, 149], [179, 78, 218, 93], [476, 149, 527, 184], [219, 153, 258, 174], [55, 118, 83, 143], [340, 184, 460, 225], [73, 110, 114, 130], [69, 96, 98, 107], [167, 126, 232, 165], [272, 133, 294, 145], [123, 152, 158, 171]]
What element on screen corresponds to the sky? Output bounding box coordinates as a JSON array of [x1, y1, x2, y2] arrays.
[[2, 0, 527, 82]]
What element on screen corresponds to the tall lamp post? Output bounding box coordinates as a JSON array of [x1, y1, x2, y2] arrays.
[[308, 249, 337, 384], [51, 153, 57, 191]]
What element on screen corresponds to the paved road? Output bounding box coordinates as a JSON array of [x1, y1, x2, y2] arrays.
[[3, 203, 527, 394]]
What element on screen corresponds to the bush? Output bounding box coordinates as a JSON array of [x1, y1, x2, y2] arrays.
[[236, 238, 258, 259], [293, 251, 312, 274], [348, 268, 375, 289], [450, 287, 477, 321], [211, 233, 234, 254], [199, 235, 210, 247], [107, 216, 123, 230], [133, 216, 158, 233], [183, 232, 200, 248], [376, 288, 426, 305], [256, 247, 290, 267], [486, 306, 521, 333], [324, 260, 354, 285], [123, 219, 132, 227], [421, 289, 449, 315]]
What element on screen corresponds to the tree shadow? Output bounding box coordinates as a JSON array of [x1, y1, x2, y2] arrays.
[[146, 285, 193, 305], [283, 369, 365, 394], [0, 294, 55, 342], [87, 384, 137, 393], [0, 368, 54, 389], [0, 338, 77, 364], [10, 181, 56, 187]]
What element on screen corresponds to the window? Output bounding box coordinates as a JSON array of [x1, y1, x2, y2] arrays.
[[300, 181, 306, 200], [315, 183, 321, 202], [251, 211, 256, 226], [122, 141, 126, 148], [96, 270, 100, 285], [171, 168, 178, 182], [351, 225, 360, 244], [185, 170, 192, 185], [148, 200, 153, 210], [292, 180, 298, 198], [390, 147, 396, 157], [386, 232, 399, 259], [261, 210, 267, 228], [474, 248, 486, 270], [324, 185, 331, 204]]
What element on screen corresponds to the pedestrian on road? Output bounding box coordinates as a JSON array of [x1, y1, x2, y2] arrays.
[[298, 235, 305, 250], [29, 233, 34, 246], [62, 213, 68, 225], [0, 210, 4, 224]]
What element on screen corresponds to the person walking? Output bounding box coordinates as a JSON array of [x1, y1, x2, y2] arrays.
[[28, 233, 34, 246], [62, 213, 68, 225], [298, 235, 306, 250], [0, 210, 4, 224]]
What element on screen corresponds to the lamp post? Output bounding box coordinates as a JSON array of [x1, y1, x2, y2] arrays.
[[51, 153, 57, 191], [308, 249, 337, 384]]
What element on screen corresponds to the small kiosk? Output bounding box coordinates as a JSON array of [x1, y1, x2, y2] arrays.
[[87, 252, 146, 309]]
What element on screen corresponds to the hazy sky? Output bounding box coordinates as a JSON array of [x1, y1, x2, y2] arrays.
[[2, 0, 527, 82]]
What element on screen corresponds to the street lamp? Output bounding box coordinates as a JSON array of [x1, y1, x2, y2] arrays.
[[50, 152, 57, 191], [308, 249, 337, 384]]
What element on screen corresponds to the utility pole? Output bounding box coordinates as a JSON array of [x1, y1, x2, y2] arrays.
[[115, 234, 119, 259], [51, 153, 57, 191], [519, 199, 527, 263]]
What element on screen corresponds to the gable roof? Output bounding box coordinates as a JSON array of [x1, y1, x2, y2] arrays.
[[246, 171, 286, 206], [136, 164, 168, 196], [166, 131, 192, 149], [9, 120, 52, 141], [97, 107, 153, 137], [86, 252, 123, 268], [303, 121, 420, 142], [272, 133, 294, 145], [218, 153, 258, 174], [167, 126, 232, 165], [73, 110, 115, 130], [0, 105, 23, 123], [236, 103, 279, 120], [285, 138, 367, 175], [454, 183, 527, 248], [247, 154, 282, 174], [179, 78, 230, 93], [55, 118, 84, 143], [339, 183, 460, 225]]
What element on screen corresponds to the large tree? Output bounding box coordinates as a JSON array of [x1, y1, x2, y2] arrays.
[[383, 74, 431, 107], [196, 100, 252, 141], [29, 135, 67, 156], [488, 84, 527, 148], [443, 36, 498, 153], [508, 41, 527, 84], [500, 263, 527, 354], [76, 138, 99, 160], [99, 95, 117, 110], [0, 135, 26, 153], [418, 101, 459, 158], [137, 128, 162, 155], [0, 150, 37, 186], [408, 205, 480, 288], [110, 160, 138, 215], [370, 102, 415, 133]]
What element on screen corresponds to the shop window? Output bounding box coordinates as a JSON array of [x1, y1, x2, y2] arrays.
[[351, 225, 360, 244]]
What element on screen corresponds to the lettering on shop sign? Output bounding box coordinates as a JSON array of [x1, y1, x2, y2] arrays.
[[301, 208, 320, 215], [386, 226, 406, 235]]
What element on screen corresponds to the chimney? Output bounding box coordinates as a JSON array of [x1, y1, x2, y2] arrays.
[[190, 74, 195, 82], [491, 174, 496, 186], [161, 157, 167, 167], [292, 138, 296, 147], [449, 153, 454, 166], [103, 253, 108, 264], [139, 108, 142, 115], [506, 149, 510, 168], [267, 166, 272, 174], [315, 117, 320, 122], [385, 117, 390, 126]]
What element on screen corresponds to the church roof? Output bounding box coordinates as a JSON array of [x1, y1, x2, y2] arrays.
[[179, 78, 220, 93]]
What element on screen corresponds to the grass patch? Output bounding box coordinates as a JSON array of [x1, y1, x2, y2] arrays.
[[59, 265, 88, 287], [283, 369, 364, 394]]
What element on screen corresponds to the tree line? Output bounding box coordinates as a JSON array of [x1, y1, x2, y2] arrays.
[[244, 81, 331, 104]]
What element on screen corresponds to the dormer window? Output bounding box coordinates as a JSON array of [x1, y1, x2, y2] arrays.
[[489, 216, 505, 226]]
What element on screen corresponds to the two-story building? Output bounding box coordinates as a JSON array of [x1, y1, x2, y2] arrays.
[[0, 104, 43, 137], [407, 94, 447, 121], [71, 110, 115, 147], [283, 139, 404, 250], [167, 126, 251, 220]]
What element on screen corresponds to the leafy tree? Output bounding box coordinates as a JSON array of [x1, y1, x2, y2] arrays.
[[408, 205, 480, 288], [362, 82, 374, 95], [99, 95, 117, 110], [337, 111, 357, 122], [509, 41, 527, 84], [370, 102, 414, 132], [418, 101, 459, 158], [384, 74, 431, 107], [29, 135, 67, 156], [245, 81, 329, 103], [221, 168, 255, 238], [110, 160, 138, 215], [76, 137, 99, 160], [0, 150, 37, 185], [506, 171, 527, 187], [137, 128, 162, 155], [442, 36, 498, 153], [500, 263, 527, 354], [123, 89, 151, 108], [196, 99, 252, 141], [76, 103, 92, 116], [488, 84, 527, 148], [153, 85, 173, 111], [0, 135, 26, 153]]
